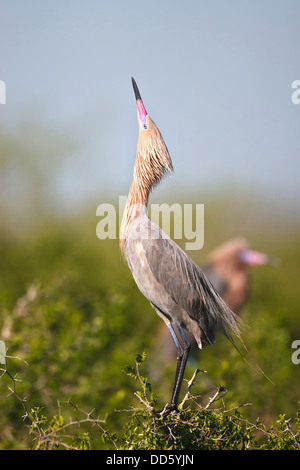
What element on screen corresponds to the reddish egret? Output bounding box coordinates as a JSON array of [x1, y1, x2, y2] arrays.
[[201, 237, 272, 312], [120, 78, 241, 413]]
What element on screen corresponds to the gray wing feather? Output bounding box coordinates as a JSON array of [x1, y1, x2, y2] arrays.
[[201, 264, 227, 297], [141, 235, 240, 345]]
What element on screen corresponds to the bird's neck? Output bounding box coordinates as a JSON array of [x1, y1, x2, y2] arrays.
[[119, 147, 169, 252], [119, 176, 150, 252]]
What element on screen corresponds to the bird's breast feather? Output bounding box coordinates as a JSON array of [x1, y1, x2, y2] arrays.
[[125, 218, 205, 318]]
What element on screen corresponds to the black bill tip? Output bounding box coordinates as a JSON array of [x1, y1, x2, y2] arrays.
[[131, 77, 142, 101]]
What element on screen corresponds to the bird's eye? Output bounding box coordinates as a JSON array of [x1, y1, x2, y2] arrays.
[[143, 123, 148, 130]]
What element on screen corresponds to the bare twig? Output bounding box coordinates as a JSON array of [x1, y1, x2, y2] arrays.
[[66, 399, 119, 450], [285, 419, 300, 449], [204, 385, 227, 410], [180, 368, 206, 409], [1, 351, 44, 436], [1, 347, 118, 450]]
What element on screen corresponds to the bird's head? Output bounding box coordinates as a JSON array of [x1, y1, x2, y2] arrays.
[[131, 77, 173, 188], [208, 237, 276, 270]]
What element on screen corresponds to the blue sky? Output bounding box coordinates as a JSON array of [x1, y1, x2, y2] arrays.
[[2, 0, 300, 213]]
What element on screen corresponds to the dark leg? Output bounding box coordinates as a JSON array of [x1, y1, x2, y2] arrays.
[[167, 322, 191, 412]]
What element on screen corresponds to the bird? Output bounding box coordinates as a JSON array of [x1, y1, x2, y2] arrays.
[[153, 237, 273, 366], [201, 237, 273, 313], [120, 78, 242, 413]]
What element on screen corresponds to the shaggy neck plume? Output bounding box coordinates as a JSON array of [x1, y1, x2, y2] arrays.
[[119, 158, 153, 253]]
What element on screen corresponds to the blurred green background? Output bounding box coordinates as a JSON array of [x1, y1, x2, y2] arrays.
[[1, 0, 299, 449]]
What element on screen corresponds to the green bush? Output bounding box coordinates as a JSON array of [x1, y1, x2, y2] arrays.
[[1, 351, 299, 449]]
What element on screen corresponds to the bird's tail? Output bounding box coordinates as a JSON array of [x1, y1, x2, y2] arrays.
[[200, 270, 274, 384], [195, 266, 242, 345]]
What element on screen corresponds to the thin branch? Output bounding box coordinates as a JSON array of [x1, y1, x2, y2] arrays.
[[66, 399, 119, 450], [1, 349, 118, 450], [204, 385, 227, 410], [180, 368, 206, 409], [285, 419, 300, 449]]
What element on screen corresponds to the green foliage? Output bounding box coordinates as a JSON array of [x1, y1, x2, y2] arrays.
[[118, 357, 300, 450], [2, 348, 300, 449], [119, 398, 300, 450], [23, 405, 93, 450], [120, 407, 253, 450], [122, 352, 157, 408]]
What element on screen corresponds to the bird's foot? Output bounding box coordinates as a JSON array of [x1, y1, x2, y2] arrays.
[[153, 403, 179, 418]]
